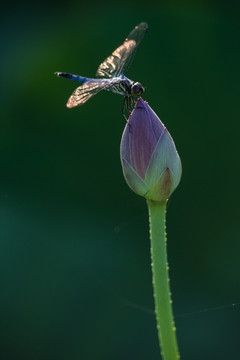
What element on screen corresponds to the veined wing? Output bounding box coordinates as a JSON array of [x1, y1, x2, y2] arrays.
[[66, 79, 112, 108], [96, 22, 148, 79]]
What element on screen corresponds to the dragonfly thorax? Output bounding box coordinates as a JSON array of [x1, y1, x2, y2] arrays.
[[131, 82, 144, 97]]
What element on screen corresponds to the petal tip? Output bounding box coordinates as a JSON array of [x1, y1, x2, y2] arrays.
[[136, 97, 147, 109]]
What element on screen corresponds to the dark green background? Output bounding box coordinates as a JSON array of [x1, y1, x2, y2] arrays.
[[1, 1, 240, 359]]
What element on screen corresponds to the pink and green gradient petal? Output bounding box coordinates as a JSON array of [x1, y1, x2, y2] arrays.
[[120, 98, 181, 203]]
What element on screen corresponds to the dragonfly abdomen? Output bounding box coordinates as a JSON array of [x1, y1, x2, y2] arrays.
[[54, 72, 90, 83]]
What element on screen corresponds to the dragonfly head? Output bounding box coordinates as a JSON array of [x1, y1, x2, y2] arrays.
[[131, 82, 144, 97]]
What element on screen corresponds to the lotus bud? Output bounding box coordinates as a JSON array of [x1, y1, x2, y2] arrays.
[[120, 98, 182, 203]]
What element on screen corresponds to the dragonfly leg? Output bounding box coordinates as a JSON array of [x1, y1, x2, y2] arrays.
[[127, 96, 133, 113], [121, 96, 132, 129], [127, 96, 135, 113], [129, 96, 135, 110], [123, 113, 128, 122], [132, 97, 136, 107], [122, 96, 127, 120], [125, 96, 129, 112], [122, 96, 130, 124]]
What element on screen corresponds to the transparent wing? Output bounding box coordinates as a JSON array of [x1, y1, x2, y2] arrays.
[[66, 80, 112, 108], [96, 22, 148, 78]]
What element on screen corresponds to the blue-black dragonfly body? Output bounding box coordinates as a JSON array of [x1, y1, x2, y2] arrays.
[[55, 22, 148, 116]]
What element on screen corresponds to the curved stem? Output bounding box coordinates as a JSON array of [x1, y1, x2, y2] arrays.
[[147, 199, 180, 360]]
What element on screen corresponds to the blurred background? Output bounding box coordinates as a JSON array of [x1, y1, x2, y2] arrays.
[[1, 0, 240, 359]]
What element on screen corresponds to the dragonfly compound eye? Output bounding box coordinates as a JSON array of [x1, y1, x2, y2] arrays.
[[131, 82, 144, 96]]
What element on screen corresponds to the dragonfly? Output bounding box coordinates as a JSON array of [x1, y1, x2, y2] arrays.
[[55, 22, 148, 118]]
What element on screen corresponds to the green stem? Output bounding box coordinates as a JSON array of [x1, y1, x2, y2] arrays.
[[147, 199, 180, 360]]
